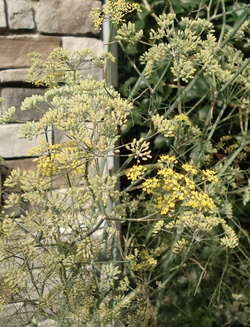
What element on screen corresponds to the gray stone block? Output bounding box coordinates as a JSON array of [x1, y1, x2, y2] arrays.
[[1, 87, 48, 121], [0, 68, 30, 83], [0, 35, 61, 69], [0, 123, 52, 158], [36, 0, 101, 35], [0, 0, 7, 28], [62, 36, 103, 53], [7, 0, 35, 30], [62, 36, 104, 79]]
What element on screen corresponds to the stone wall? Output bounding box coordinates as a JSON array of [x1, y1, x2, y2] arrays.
[[0, 0, 103, 172]]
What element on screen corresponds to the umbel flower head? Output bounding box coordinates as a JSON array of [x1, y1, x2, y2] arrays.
[[90, 0, 141, 30], [139, 13, 227, 83], [126, 155, 238, 249]]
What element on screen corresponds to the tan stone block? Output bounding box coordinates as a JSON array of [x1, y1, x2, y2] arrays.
[[0, 35, 61, 69], [36, 0, 101, 35], [5, 157, 37, 172]]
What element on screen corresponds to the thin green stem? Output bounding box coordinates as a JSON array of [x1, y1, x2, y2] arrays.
[[193, 102, 227, 167], [206, 0, 213, 20], [217, 0, 226, 47], [220, 9, 250, 50], [210, 4, 250, 21], [165, 68, 204, 116], [186, 92, 208, 115], [217, 140, 250, 178], [177, 78, 182, 114], [155, 228, 184, 310], [217, 58, 250, 96], [152, 238, 194, 303], [153, 60, 172, 93], [105, 21, 114, 87], [118, 41, 154, 99]]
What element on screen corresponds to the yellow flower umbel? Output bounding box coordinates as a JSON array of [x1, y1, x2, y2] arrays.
[[182, 163, 198, 175], [140, 156, 220, 215], [126, 156, 238, 249], [126, 165, 146, 183], [90, 0, 141, 30], [29, 140, 86, 177], [202, 169, 219, 183], [152, 114, 176, 138]]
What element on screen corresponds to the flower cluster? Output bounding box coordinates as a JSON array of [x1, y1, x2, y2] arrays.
[[126, 138, 152, 163], [126, 247, 157, 271], [26, 48, 115, 87], [90, 0, 141, 30], [138, 12, 249, 88], [0, 105, 16, 124], [126, 164, 146, 182], [202, 169, 219, 183], [126, 155, 238, 249], [20, 53, 133, 165], [29, 140, 87, 177], [152, 114, 176, 138], [116, 22, 143, 45]]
